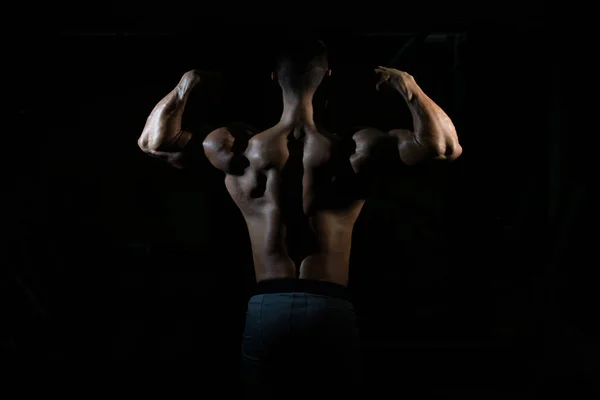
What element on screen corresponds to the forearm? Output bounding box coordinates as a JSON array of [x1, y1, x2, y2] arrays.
[[395, 79, 462, 164], [138, 71, 199, 154]]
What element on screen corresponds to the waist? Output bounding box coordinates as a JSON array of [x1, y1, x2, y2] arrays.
[[254, 278, 351, 302]]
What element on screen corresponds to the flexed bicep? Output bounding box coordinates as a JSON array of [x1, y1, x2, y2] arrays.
[[374, 67, 462, 165], [138, 71, 201, 152], [138, 70, 225, 169]]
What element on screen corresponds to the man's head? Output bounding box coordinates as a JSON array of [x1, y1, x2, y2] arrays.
[[272, 37, 331, 95]]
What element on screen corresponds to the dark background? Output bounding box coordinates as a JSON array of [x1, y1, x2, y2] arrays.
[[5, 3, 595, 398]]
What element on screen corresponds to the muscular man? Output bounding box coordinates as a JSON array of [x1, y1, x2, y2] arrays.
[[138, 38, 461, 398]]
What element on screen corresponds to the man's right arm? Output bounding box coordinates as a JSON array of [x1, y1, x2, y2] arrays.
[[137, 70, 205, 169], [352, 68, 462, 171]]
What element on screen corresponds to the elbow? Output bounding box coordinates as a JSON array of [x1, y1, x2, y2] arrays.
[[435, 142, 462, 162], [431, 130, 462, 162], [137, 136, 156, 154], [138, 134, 163, 155], [448, 143, 463, 161], [137, 137, 147, 152], [399, 141, 462, 166]]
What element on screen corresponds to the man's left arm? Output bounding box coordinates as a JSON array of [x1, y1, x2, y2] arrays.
[[137, 70, 218, 169]]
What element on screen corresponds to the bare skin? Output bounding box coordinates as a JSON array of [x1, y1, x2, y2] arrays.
[[137, 70, 222, 168], [138, 67, 461, 287]]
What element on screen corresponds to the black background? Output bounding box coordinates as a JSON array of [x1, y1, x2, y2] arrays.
[[5, 2, 595, 398]]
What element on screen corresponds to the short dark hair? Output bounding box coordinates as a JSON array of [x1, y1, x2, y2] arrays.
[[275, 37, 328, 92]]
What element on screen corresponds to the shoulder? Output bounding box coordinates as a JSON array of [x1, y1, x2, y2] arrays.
[[203, 122, 257, 149], [334, 125, 389, 141], [343, 126, 397, 152], [342, 126, 407, 175], [202, 123, 256, 175], [202, 127, 233, 157], [325, 126, 394, 160]]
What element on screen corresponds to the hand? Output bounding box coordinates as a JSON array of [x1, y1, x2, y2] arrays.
[[374, 66, 416, 100]]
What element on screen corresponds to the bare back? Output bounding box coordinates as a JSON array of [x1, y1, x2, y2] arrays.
[[203, 123, 375, 286], [139, 68, 460, 287]]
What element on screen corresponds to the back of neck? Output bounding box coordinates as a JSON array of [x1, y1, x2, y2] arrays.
[[279, 92, 316, 129]]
